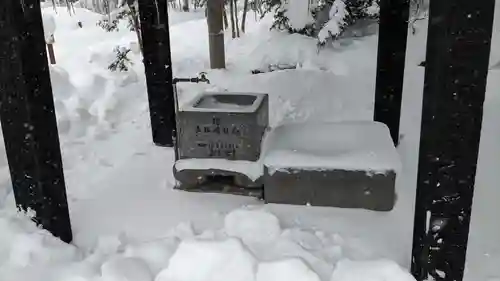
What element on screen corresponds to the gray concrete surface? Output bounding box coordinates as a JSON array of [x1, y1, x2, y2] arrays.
[[263, 167, 396, 211], [176, 92, 269, 161]]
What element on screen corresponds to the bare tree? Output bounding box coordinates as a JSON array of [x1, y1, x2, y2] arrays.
[[241, 0, 249, 33], [182, 0, 190, 11], [223, 6, 229, 29], [128, 4, 143, 53], [233, 0, 240, 37], [229, 0, 236, 38]]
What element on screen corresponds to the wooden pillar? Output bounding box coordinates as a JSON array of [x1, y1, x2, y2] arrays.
[[0, 0, 72, 243], [137, 0, 177, 147], [374, 0, 410, 145], [411, 0, 496, 280]]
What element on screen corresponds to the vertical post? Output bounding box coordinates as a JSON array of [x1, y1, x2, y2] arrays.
[[373, 0, 410, 145], [207, 0, 226, 69], [137, 0, 177, 147], [411, 0, 495, 280], [47, 40, 56, 64], [0, 0, 72, 243]]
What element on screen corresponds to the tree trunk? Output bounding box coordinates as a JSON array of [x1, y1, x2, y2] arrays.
[[234, 0, 240, 37], [207, 0, 226, 68], [129, 5, 144, 54], [241, 0, 248, 33], [182, 0, 189, 11], [229, 0, 236, 38], [223, 6, 229, 29]]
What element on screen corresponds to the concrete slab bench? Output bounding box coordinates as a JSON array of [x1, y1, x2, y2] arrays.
[[262, 121, 400, 211]]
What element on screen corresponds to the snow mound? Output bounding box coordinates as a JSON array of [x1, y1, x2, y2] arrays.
[[255, 238, 335, 281], [0, 211, 79, 267], [7, 232, 77, 267], [330, 259, 416, 281], [263, 121, 401, 173], [101, 257, 153, 281], [224, 209, 281, 244], [42, 11, 56, 42], [256, 258, 321, 281], [155, 238, 256, 281], [50, 65, 76, 100], [285, 1, 313, 30], [124, 239, 178, 275]]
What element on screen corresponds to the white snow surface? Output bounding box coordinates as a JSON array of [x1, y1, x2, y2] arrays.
[[155, 238, 257, 281], [224, 209, 282, 244], [101, 257, 153, 281], [42, 11, 56, 42], [0, 3, 499, 281], [330, 259, 416, 281], [263, 121, 400, 173], [256, 258, 321, 281]]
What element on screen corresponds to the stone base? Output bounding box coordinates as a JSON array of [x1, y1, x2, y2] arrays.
[[174, 167, 263, 198], [263, 168, 396, 211]]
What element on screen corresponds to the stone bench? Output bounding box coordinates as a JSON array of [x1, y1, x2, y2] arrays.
[[262, 121, 400, 211]]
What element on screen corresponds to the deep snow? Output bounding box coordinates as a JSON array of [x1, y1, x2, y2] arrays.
[[0, 3, 499, 281]]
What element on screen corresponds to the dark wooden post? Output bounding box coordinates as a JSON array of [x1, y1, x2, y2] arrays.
[[374, 0, 410, 145], [0, 0, 72, 243], [411, 0, 496, 280], [137, 0, 177, 147]]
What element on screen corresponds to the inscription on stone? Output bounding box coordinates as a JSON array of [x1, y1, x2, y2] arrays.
[[176, 92, 269, 161], [195, 117, 245, 157]]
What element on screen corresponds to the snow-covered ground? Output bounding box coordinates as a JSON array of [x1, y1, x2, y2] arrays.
[[0, 4, 500, 281]]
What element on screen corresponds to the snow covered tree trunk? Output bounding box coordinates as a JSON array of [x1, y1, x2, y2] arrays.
[[241, 0, 248, 33], [314, 1, 332, 36], [285, 0, 311, 31], [229, 0, 236, 38], [207, 0, 226, 68]]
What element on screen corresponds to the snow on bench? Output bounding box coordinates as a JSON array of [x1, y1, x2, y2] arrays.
[[262, 121, 401, 175]]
